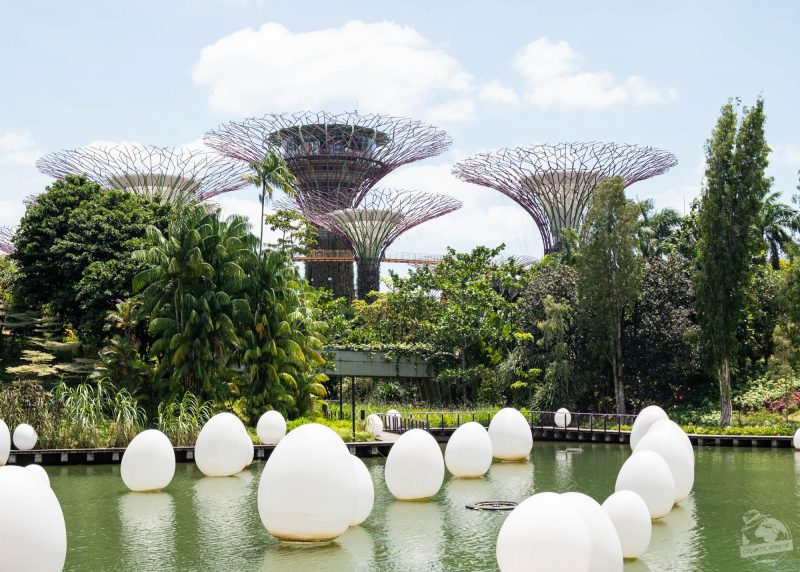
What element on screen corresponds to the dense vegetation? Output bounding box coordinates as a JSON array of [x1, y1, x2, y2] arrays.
[[1, 97, 799, 442]]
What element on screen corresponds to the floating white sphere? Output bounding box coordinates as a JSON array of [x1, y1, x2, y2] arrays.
[[646, 419, 694, 461], [256, 410, 286, 445], [386, 409, 401, 430], [0, 419, 9, 466], [629, 405, 668, 450], [635, 428, 694, 503], [615, 450, 675, 519], [195, 413, 252, 477], [121, 429, 176, 492], [496, 492, 591, 572], [555, 408, 572, 429], [0, 466, 66, 571], [602, 490, 652, 559], [488, 408, 532, 461], [366, 414, 383, 438], [350, 455, 374, 526], [13, 424, 37, 451], [561, 492, 623, 572], [385, 428, 444, 500], [258, 423, 357, 541], [794, 428, 800, 450], [24, 464, 50, 488], [445, 422, 492, 478]]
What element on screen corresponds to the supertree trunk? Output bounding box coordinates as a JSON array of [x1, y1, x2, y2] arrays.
[[305, 226, 354, 300], [356, 259, 381, 300]]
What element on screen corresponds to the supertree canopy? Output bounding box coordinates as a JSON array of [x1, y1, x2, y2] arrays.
[[36, 145, 250, 204], [452, 142, 678, 254], [278, 188, 462, 299], [205, 111, 452, 299], [0, 226, 13, 255]]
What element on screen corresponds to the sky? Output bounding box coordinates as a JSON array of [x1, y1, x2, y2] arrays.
[[1, 0, 799, 271]]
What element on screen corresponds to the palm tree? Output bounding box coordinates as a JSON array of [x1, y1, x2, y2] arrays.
[[635, 199, 681, 260], [758, 191, 799, 269], [241, 151, 298, 253]]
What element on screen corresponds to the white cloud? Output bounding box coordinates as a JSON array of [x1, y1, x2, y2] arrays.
[[193, 21, 473, 117], [423, 98, 476, 123], [0, 132, 40, 166], [0, 199, 26, 227], [478, 80, 520, 105], [774, 144, 800, 166], [512, 38, 676, 110]]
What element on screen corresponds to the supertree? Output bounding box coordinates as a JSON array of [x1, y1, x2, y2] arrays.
[[278, 189, 462, 299], [205, 111, 452, 299], [36, 145, 251, 204], [452, 142, 678, 254], [0, 226, 13, 255]]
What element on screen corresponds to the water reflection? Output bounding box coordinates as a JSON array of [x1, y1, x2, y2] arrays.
[[553, 448, 575, 490], [338, 526, 376, 570], [119, 492, 176, 569], [262, 540, 354, 571], [646, 495, 700, 569], [623, 557, 652, 571], [385, 500, 443, 572], [487, 461, 534, 500]]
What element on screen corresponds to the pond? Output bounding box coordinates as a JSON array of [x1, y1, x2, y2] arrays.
[[50, 441, 800, 571]]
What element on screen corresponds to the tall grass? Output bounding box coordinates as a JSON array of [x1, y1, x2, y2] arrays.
[[157, 392, 213, 446]]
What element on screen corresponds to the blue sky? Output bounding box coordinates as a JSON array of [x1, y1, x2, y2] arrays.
[[1, 0, 798, 262]]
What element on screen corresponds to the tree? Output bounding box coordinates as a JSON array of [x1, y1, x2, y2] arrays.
[[635, 199, 681, 260], [577, 177, 641, 414], [263, 209, 318, 256], [241, 151, 298, 253], [695, 98, 771, 427], [535, 296, 574, 409], [12, 175, 173, 340], [757, 191, 798, 269]]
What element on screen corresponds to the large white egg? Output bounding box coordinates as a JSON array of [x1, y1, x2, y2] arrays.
[[13, 424, 37, 451], [366, 414, 383, 438], [195, 413, 252, 477], [386, 409, 401, 430], [635, 428, 694, 503], [488, 408, 532, 461], [615, 450, 675, 519], [445, 422, 492, 478], [562, 492, 623, 572], [555, 408, 572, 429], [385, 428, 444, 500], [258, 423, 357, 541], [794, 428, 800, 450], [645, 419, 694, 461], [121, 429, 176, 492], [0, 466, 66, 571], [350, 455, 374, 526], [25, 464, 50, 488], [256, 410, 286, 445], [629, 406, 668, 450], [0, 419, 9, 466], [602, 490, 652, 559], [496, 492, 591, 572]]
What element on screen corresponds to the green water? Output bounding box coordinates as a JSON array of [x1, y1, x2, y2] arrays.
[[48, 442, 800, 571]]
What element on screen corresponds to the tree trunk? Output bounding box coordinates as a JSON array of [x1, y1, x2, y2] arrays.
[[259, 194, 265, 254], [718, 356, 733, 427], [613, 318, 626, 415]]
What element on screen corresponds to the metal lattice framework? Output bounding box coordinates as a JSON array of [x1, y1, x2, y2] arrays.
[[36, 145, 251, 204], [278, 188, 461, 298], [452, 142, 678, 253], [0, 226, 13, 255], [204, 111, 452, 210]]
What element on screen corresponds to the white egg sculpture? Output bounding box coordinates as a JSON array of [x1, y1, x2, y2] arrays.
[[256, 410, 286, 445], [445, 422, 492, 478], [646, 419, 694, 461], [602, 490, 652, 559], [0, 466, 66, 572], [635, 428, 694, 503], [24, 464, 50, 488], [629, 405, 668, 450], [366, 414, 383, 438], [555, 408, 572, 429], [385, 428, 444, 500], [195, 413, 252, 477], [121, 429, 176, 492], [0, 419, 9, 466], [488, 408, 532, 461], [13, 424, 37, 451], [258, 423, 357, 541], [496, 492, 591, 572], [615, 450, 675, 519], [350, 455, 374, 526], [386, 409, 401, 430], [794, 428, 800, 450], [561, 492, 623, 572]]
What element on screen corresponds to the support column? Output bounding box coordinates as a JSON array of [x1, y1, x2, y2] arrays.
[[305, 227, 355, 300], [356, 259, 381, 300]]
